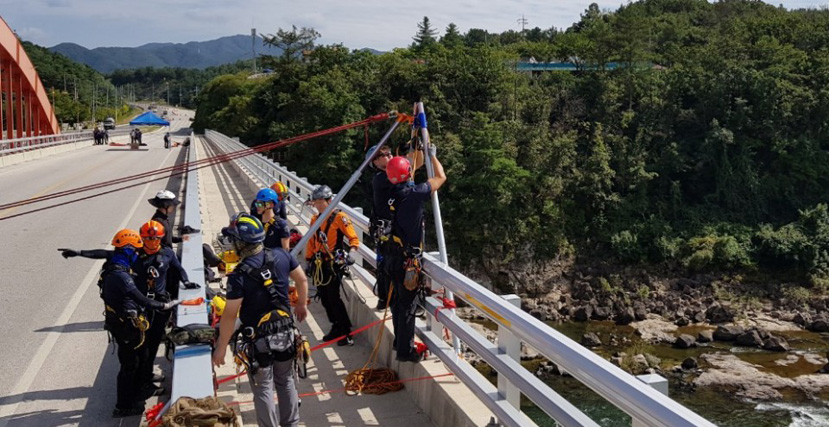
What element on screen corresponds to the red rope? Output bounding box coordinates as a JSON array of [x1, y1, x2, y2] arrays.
[[215, 316, 392, 386], [0, 113, 390, 217]]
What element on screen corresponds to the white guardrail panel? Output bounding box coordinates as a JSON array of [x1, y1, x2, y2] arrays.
[[170, 131, 214, 402], [0, 132, 91, 155], [203, 130, 716, 427]]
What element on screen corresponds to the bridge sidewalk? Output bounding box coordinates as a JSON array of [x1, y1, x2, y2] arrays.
[[197, 137, 438, 426]]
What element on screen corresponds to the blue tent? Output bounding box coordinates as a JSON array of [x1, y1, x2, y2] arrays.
[[129, 111, 170, 126]]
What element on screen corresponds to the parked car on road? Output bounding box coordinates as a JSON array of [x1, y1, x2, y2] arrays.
[[103, 117, 116, 130]]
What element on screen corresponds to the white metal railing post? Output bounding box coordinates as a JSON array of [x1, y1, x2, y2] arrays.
[[498, 294, 522, 411], [633, 375, 670, 427]]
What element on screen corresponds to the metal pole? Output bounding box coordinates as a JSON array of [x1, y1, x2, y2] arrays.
[[415, 101, 460, 354], [291, 118, 402, 257]]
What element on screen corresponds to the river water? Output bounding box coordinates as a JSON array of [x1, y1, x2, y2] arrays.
[[515, 321, 829, 426]]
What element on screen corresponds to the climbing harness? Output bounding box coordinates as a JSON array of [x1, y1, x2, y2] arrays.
[[230, 251, 298, 377], [105, 305, 150, 349]]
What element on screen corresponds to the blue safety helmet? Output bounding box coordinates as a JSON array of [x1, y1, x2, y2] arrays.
[[255, 188, 279, 203], [221, 213, 265, 243]]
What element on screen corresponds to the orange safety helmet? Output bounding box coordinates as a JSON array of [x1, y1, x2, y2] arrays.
[[386, 156, 411, 184], [112, 229, 143, 248], [140, 220, 166, 253], [270, 181, 288, 201]]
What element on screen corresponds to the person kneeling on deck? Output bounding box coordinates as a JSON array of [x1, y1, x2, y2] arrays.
[[386, 148, 446, 363], [101, 229, 180, 417], [213, 213, 308, 427], [252, 188, 291, 250], [306, 185, 360, 346]]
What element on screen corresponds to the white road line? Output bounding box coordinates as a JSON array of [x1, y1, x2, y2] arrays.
[[0, 148, 176, 426]]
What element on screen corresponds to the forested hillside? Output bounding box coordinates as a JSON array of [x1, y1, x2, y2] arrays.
[[22, 41, 128, 124], [192, 1, 829, 291]]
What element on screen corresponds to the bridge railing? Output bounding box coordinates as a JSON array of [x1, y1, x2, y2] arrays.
[[169, 130, 214, 404], [203, 129, 715, 427], [0, 132, 91, 156]]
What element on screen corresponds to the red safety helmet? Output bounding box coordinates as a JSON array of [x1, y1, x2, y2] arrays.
[[386, 156, 411, 184], [140, 220, 166, 254]]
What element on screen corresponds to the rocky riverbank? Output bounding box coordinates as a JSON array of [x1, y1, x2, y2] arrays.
[[458, 261, 829, 404]]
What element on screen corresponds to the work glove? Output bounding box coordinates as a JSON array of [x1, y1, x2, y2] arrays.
[[345, 254, 355, 266], [181, 281, 201, 290], [428, 143, 437, 157], [162, 300, 181, 311], [180, 225, 200, 234], [58, 248, 79, 259]]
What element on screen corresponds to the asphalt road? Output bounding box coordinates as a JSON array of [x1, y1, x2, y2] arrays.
[[0, 110, 194, 426]]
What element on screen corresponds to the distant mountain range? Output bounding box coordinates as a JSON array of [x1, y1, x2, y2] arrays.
[[49, 35, 283, 74]]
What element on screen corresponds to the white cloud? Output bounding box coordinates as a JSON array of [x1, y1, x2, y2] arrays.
[[15, 27, 48, 45]]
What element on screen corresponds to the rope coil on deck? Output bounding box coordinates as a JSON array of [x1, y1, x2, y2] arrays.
[[344, 285, 404, 395]]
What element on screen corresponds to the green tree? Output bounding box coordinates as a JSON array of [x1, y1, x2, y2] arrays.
[[262, 26, 321, 63], [413, 16, 438, 48], [441, 23, 463, 49]]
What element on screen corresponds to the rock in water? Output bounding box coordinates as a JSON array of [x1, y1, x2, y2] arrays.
[[581, 333, 602, 348]]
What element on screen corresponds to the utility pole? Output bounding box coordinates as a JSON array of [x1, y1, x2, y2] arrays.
[[517, 14, 528, 33], [251, 28, 257, 73], [92, 82, 97, 123], [166, 81, 170, 105]]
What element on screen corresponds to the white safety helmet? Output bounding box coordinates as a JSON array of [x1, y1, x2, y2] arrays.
[[155, 190, 177, 200], [148, 190, 180, 208]]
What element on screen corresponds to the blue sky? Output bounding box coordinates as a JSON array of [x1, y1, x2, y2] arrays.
[[1, 0, 828, 50]]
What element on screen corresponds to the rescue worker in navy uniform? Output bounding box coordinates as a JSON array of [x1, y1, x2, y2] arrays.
[[306, 185, 360, 346], [58, 221, 196, 397], [385, 148, 446, 362], [99, 229, 179, 417], [148, 190, 197, 301], [135, 220, 194, 396], [367, 145, 424, 311], [148, 190, 183, 250], [367, 145, 395, 311], [252, 188, 291, 250], [213, 213, 308, 427]]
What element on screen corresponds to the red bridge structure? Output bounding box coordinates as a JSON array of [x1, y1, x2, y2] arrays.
[[0, 16, 59, 139]]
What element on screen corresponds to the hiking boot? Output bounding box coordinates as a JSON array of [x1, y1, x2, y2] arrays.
[[139, 384, 166, 400], [396, 351, 423, 363], [322, 329, 340, 342], [112, 404, 144, 418], [152, 373, 166, 383], [375, 300, 387, 311], [337, 334, 354, 346]]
